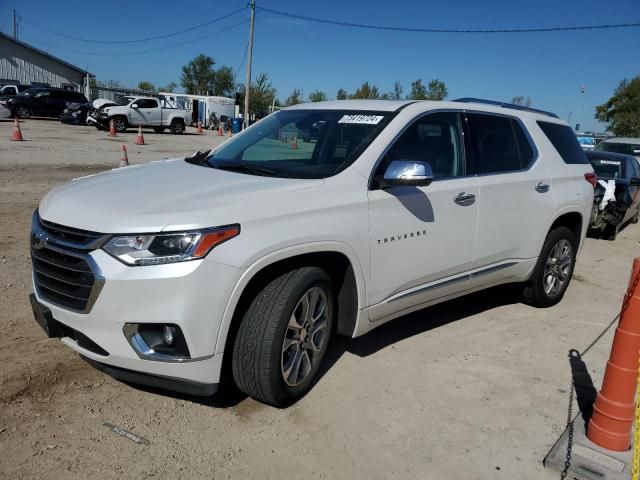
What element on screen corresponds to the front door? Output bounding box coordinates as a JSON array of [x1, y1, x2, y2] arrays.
[[367, 111, 479, 321], [129, 98, 160, 126]]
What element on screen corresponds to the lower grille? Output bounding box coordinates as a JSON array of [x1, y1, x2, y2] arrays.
[[31, 245, 99, 312]]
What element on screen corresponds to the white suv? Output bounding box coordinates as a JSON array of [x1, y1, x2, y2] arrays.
[[30, 99, 594, 407]]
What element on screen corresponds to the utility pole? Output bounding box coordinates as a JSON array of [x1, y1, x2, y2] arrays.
[[13, 9, 17, 39], [243, 0, 256, 130], [576, 86, 585, 132]]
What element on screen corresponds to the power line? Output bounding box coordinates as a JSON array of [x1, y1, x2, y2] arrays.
[[24, 20, 249, 56], [21, 7, 246, 44], [235, 40, 249, 79], [259, 6, 640, 33]]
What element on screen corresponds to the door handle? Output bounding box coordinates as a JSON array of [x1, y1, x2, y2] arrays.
[[454, 192, 476, 206], [535, 182, 550, 193]]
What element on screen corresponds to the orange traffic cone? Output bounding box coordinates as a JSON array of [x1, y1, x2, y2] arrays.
[[218, 126, 223, 136], [290, 135, 298, 149], [11, 118, 24, 141], [135, 125, 145, 145], [108, 120, 117, 137], [196, 122, 203, 134], [119, 145, 129, 167]]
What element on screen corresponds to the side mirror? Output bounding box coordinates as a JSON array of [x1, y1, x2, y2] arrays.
[[630, 177, 640, 187], [378, 160, 434, 188], [131, 103, 139, 109]]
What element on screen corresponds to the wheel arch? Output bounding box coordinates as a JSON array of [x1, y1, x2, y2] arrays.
[[214, 243, 367, 356], [547, 209, 584, 248]]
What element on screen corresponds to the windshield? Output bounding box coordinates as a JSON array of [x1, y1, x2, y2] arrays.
[[595, 141, 640, 156], [115, 96, 135, 106], [589, 157, 625, 180], [206, 110, 393, 179]]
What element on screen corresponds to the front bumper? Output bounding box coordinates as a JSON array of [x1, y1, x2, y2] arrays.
[[31, 242, 241, 388]]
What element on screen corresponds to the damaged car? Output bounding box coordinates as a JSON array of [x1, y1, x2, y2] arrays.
[[587, 150, 640, 240], [86, 97, 133, 128], [59, 102, 91, 125]]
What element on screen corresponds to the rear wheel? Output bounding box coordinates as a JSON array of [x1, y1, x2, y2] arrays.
[[15, 106, 31, 118], [170, 119, 185, 134], [112, 116, 128, 132], [602, 223, 619, 241], [232, 267, 334, 407], [520, 226, 577, 307]]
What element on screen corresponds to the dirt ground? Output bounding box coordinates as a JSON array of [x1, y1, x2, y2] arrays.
[[0, 119, 638, 479]]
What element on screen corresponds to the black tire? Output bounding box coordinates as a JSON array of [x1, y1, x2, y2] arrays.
[[112, 116, 128, 133], [170, 119, 185, 134], [232, 267, 334, 407], [153, 126, 165, 134], [520, 226, 577, 307], [602, 223, 619, 241], [631, 210, 639, 225], [15, 106, 31, 118]]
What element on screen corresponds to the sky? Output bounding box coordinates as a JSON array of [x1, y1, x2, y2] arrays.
[[2, 0, 639, 132]]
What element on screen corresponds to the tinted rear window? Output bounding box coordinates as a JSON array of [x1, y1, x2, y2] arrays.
[[537, 121, 588, 164]]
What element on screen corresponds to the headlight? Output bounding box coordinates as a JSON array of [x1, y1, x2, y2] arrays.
[[72, 111, 81, 116], [103, 225, 240, 266]]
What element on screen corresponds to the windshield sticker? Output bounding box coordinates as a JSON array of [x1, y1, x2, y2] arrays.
[[338, 114, 384, 125], [600, 160, 621, 165]]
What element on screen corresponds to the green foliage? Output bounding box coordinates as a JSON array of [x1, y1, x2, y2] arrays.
[[137, 81, 156, 92], [213, 66, 235, 97], [237, 73, 278, 114], [350, 82, 379, 99], [391, 81, 403, 100], [511, 96, 532, 107], [407, 79, 448, 101], [309, 90, 328, 102], [285, 88, 303, 106], [336, 88, 348, 100], [595, 76, 640, 136], [162, 82, 177, 93], [181, 54, 216, 95]]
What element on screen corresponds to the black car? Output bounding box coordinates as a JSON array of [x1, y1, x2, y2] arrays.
[[6, 88, 88, 118], [59, 102, 91, 125], [586, 150, 640, 239]]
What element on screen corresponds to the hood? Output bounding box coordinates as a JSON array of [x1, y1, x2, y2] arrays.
[[38, 159, 322, 233], [93, 98, 117, 109]]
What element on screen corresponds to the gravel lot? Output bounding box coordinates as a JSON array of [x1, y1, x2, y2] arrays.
[[0, 119, 638, 479]]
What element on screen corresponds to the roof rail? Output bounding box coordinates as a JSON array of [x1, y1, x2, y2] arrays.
[[453, 97, 559, 118]]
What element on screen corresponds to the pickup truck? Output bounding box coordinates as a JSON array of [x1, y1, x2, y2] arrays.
[[93, 96, 191, 134]]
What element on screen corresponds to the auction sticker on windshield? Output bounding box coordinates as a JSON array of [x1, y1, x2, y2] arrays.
[[338, 114, 384, 124]]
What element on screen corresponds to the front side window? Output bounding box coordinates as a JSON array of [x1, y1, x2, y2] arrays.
[[33, 90, 50, 100], [206, 110, 393, 179], [136, 99, 158, 108], [377, 112, 464, 179], [466, 113, 533, 174]]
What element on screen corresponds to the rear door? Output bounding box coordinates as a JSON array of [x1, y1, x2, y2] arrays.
[[48, 90, 69, 116], [464, 112, 555, 287]]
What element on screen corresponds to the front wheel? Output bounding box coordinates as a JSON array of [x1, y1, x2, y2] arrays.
[[15, 106, 31, 118], [232, 267, 334, 407], [112, 116, 128, 133], [520, 226, 577, 307]]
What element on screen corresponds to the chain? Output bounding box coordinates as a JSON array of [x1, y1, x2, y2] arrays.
[[560, 372, 575, 479]]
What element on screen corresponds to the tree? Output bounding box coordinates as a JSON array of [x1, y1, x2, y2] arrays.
[[180, 54, 216, 95], [309, 90, 327, 102], [213, 66, 235, 97], [391, 81, 403, 100], [137, 81, 156, 92], [285, 88, 303, 106], [351, 82, 379, 99], [336, 88, 348, 100], [161, 82, 177, 93], [595, 77, 640, 136], [408, 79, 427, 100], [236, 73, 277, 114], [425, 79, 448, 100], [512, 96, 532, 107]]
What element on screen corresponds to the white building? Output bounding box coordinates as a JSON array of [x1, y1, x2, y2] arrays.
[[0, 32, 93, 96]]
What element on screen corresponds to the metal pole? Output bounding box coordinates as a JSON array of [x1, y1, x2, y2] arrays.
[[13, 9, 17, 39], [243, 0, 256, 130], [577, 86, 585, 132]]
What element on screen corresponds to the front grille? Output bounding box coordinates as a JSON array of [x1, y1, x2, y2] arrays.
[[32, 246, 97, 311], [39, 218, 103, 245], [31, 212, 106, 313]]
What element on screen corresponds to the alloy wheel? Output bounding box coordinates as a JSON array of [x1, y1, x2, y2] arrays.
[[543, 239, 573, 297]]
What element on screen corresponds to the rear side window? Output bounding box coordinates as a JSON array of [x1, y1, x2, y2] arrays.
[[136, 99, 158, 108], [465, 113, 534, 174], [537, 121, 588, 164]]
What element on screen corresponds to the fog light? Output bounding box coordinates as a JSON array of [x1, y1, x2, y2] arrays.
[[163, 325, 176, 346]]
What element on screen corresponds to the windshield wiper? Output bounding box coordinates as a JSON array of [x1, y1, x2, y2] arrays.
[[214, 163, 277, 176]]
